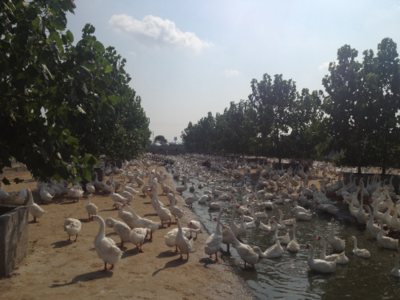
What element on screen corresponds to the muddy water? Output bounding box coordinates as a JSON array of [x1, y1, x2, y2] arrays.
[[175, 177, 400, 300]]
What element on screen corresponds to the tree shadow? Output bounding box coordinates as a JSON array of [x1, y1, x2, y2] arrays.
[[152, 257, 188, 276], [49, 270, 113, 288], [51, 240, 72, 249]]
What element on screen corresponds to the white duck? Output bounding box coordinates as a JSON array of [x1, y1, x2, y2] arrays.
[[26, 188, 46, 223], [204, 209, 225, 261], [253, 240, 284, 259], [286, 223, 300, 252], [86, 182, 96, 194], [317, 235, 349, 264], [164, 227, 202, 251], [125, 204, 160, 239], [349, 236, 371, 258], [377, 221, 398, 250], [64, 218, 81, 242], [40, 185, 54, 203], [105, 217, 132, 247], [110, 183, 128, 208], [130, 227, 150, 252], [305, 244, 337, 273], [271, 221, 290, 244], [93, 215, 122, 271], [327, 217, 346, 252], [391, 253, 400, 278], [175, 218, 194, 260], [365, 206, 384, 238], [85, 194, 98, 221], [187, 220, 202, 238]]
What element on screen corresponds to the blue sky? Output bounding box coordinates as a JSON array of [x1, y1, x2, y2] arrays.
[[66, 0, 400, 142]]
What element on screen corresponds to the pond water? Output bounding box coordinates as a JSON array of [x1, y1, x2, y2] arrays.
[[174, 175, 400, 300]]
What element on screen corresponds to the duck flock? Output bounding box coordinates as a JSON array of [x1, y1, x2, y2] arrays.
[[0, 154, 399, 278]]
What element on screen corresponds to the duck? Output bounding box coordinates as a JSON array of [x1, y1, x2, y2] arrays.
[[356, 195, 369, 224], [204, 208, 225, 261], [85, 194, 98, 221], [222, 205, 240, 252], [271, 221, 290, 244], [286, 223, 300, 252], [377, 221, 398, 249], [13, 188, 27, 205], [259, 218, 275, 232], [224, 226, 259, 268], [105, 217, 132, 247], [124, 204, 160, 239], [64, 218, 81, 242], [130, 227, 150, 252], [169, 191, 184, 219], [391, 253, 400, 277], [187, 220, 202, 238], [153, 195, 173, 227], [349, 236, 371, 258], [0, 182, 10, 202], [26, 188, 46, 223], [305, 244, 337, 273], [175, 218, 195, 260], [185, 192, 200, 208], [110, 183, 128, 208], [122, 182, 140, 196], [40, 185, 54, 203], [93, 215, 122, 271], [86, 182, 96, 194], [119, 185, 134, 204], [317, 235, 349, 264], [164, 227, 202, 251], [365, 206, 384, 238], [253, 240, 284, 258], [327, 217, 346, 252], [292, 207, 313, 221]]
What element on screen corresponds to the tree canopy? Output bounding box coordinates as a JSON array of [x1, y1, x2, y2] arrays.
[[0, 0, 150, 183], [154, 135, 167, 144], [182, 38, 400, 174]]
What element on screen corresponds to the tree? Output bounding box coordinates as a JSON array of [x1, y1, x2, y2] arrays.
[[322, 39, 400, 173], [248, 74, 297, 163], [0, 1, 150, 183], [154, 135, 167, 144]]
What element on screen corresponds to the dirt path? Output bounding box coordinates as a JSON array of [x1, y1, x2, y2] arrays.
[[0, 168, 253, 300]]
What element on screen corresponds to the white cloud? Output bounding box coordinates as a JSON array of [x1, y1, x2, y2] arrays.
[[109, 14, 212, 52], [318, 61, 330, 71], [318, 60, 338, 71], [221, 69, 239, 77]]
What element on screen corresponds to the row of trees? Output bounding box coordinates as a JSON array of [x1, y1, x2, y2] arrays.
[[1, 0, 151, 183], [181, 38, 400, 173]]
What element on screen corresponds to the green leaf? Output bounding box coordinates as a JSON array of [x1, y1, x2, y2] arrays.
[[32, 17, 40, 30], [93, 41, 105, 53], [66, 30, 74, 43], [108, 95, 119, 105]]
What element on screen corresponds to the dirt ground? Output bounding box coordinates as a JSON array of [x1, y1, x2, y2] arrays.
[[0, 168, 253, 300]]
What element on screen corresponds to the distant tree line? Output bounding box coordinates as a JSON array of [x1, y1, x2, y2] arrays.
[[181, 38, 400, 174], [0, 1, 151, 183]]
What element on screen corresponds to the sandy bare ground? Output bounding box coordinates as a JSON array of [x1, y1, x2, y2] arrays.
[[0, 168, 253, 300]]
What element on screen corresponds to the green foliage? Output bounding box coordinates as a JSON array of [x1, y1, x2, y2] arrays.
[[322, 38, 400, 173], [0, 1, 150, 183]]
